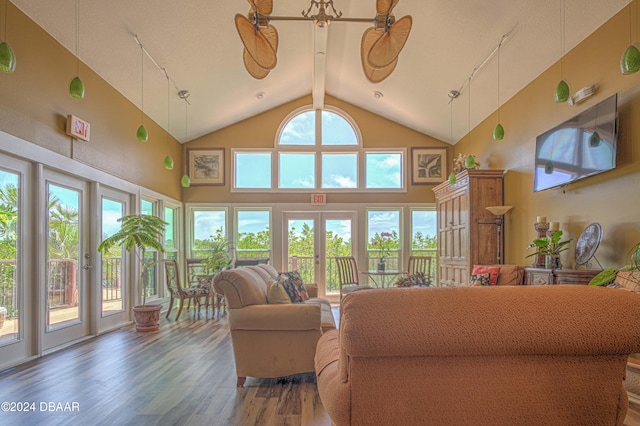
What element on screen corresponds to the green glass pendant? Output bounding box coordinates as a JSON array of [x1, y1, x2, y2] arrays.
[[589, 132, 601, 147], [493, 123, 504, 141], [448, 172, 456, 185], [555, 80, 570, 103], [136, 125, 148, 142], [545, 161, 554, 174], [620, 45, 640, 75], [181, 175, 191, 187], [465, 155, 475, 169], [0, 41, 16, 73], [69, 76, 85, 99], [164, 155, 174, 170]]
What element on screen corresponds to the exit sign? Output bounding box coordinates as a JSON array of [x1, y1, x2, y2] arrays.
[[311, 194, 326, 205]]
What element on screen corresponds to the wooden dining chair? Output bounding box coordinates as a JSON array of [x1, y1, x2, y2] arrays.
[[163, 259, 208, 320], [335, 256, 370, 299], [407, 255, 433, 286]]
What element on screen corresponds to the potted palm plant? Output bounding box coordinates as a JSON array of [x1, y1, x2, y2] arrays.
[[526, 230, 572, 269], [97, 214, 167, 332], [201, 239, 232, 275]]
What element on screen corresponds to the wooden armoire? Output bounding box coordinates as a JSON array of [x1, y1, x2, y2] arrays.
[[433, 169, 505, 286]]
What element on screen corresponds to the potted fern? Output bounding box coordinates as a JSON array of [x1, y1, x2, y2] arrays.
[[97, 214, 167, 331]]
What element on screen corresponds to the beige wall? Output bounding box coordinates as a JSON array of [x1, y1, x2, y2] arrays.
[[454, 2, 640, 269], [0, 3, 182, 199], [183, 94, 449, 204]]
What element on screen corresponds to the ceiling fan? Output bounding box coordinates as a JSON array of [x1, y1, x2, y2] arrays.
[[234, 0, 412, 83]]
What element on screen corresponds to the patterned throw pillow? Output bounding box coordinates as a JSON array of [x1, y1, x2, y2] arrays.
[[277, 273, 305, 303], [471, 265, 501, 286], [280, 271, 310, 300], [470, 273, 491, 286], [266, 278, 292, 304]]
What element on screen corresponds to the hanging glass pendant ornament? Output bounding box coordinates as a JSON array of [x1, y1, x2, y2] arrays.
[[136, 124, 148, 142], [164, 155, 174, 170], [555, 0, 570, 103], [69, 0, 84, 99], [69, 76, 84, 99], [545, 161, 554, 174], [448, 172, 457, 185], [0, 41, 15, 73], [621, 1, 640, 75], [180, 89, 191, 187], [465, 154, 475, 169], [181, 175, 191, 187], [0, 0, 15, 73], [493, 123, 505, 141], [493, 38, 504, 140]]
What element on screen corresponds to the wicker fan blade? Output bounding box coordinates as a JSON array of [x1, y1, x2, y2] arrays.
[[247, 0, 273, 16], [376, 0, 399, 15], [361, 27, 397, 83], [367, 15, 412, 69], [242, 24, 279, 79], [235, 14, 277, 70]]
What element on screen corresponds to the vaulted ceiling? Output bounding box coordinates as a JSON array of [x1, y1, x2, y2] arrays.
[[11, 0, 629, 144]]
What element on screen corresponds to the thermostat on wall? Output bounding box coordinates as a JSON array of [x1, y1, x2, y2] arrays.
[[66, 114, 91, 142]]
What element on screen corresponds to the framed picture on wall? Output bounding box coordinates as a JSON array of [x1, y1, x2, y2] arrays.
[[187, 148, 225, 186], [411, 147, 447, 184]]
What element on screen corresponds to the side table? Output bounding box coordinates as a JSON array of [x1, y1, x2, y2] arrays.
[[525, 268, 601, 285]]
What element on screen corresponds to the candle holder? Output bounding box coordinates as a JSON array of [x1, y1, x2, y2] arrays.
[[533, 222, 549, 268]]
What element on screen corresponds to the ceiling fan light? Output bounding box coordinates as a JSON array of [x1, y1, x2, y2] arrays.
[[69, 76, 85, 99], [136, 125, 148, 142], [493, 123, 504, 140], [554, 80, 570, 103], [0, 41, 16, 73], [621, 45, 640, 75]]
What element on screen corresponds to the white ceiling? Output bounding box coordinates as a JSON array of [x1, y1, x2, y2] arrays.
[[11, 0, 629, 144]]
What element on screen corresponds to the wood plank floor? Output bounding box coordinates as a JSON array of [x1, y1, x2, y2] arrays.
[[0, 305, 638, 426]]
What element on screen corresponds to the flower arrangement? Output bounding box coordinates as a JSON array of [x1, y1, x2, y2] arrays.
[[370, 231, 395, 263], [394, 272, 433, 287], [453, 153, 480, 173]]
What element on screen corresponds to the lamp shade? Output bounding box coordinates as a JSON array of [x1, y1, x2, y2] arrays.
[[486, 205, 513, 216], [136, 125, 148, 142], [0, 41, 16, 73], [69, 76, 85, 99]]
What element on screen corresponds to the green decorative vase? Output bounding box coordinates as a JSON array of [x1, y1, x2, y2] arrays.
[[555, 80, 570, 103], [69, 76, 85, 99], [164, 155, 174, 170], [493, 123, 504, 140], [136, 125, 148, 142], [0, 41, 16, 73], [589, 132, 601, 147], [181, 175, 191, 187], [465, 155, 475, 169], [448, 172, 456, 185], [620, 45, 640, 75]]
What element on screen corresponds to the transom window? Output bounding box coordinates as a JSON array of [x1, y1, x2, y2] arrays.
[[232, 106, 405, 192]]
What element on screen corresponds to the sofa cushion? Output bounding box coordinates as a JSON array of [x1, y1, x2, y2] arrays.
[[470, 273, 491, 286], [277, 273, 305, 303], [280, 271, 310, 300], [266, 278, 292, 304], [471, 265, 501, 286]]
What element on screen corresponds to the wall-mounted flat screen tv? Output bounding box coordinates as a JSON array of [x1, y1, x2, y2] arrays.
[[533, 93, 618, 192]]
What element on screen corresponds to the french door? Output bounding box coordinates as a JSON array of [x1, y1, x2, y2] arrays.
[[41, 170, 91, 352], [282, 211, 356, 300]]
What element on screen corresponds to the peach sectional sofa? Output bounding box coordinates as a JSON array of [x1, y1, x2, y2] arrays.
[[213, 264, 336, 386], [315, 285, 640, 425]]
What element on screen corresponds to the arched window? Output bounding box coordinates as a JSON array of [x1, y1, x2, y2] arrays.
[[232, 106, 405, 191]]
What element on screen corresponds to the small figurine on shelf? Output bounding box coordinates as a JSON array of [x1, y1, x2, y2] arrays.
[[452, 153, 480, 173]]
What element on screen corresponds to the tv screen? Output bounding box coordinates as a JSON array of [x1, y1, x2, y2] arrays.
[[533, 93, 618, 192]]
